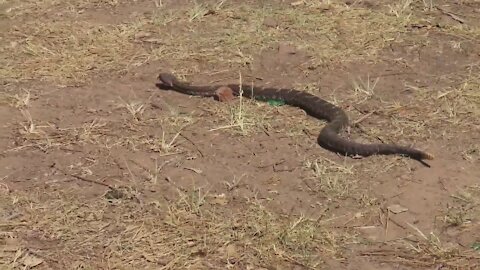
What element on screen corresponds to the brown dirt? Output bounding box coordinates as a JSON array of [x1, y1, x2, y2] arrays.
[[1, 0, 479, 269]]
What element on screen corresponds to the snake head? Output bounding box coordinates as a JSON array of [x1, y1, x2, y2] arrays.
[[158, 73, 177, 87]]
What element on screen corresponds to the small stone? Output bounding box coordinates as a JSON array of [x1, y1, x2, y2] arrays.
[[387, 204, 408, 214]]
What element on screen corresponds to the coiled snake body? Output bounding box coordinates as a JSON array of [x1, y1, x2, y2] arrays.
[[158, 73, 433, 161]]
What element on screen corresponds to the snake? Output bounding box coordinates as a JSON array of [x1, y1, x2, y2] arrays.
[[157, 72, 434, 161]]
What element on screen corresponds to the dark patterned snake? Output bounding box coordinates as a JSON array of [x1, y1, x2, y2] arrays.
[[157, 73, 433, 161]]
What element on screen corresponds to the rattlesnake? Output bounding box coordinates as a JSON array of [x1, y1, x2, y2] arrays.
[[157, 73, 433, 161]]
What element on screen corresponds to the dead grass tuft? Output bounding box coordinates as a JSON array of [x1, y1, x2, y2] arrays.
[[362, 238, 480, 269], [1, 20, 147, 85], [304, 157, 356, 199], [444, 184, 480, 227], [0, 187, 357, 269], [1, 1, 443, 85]]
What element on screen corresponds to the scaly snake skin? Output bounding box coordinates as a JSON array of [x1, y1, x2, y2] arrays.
[[158, 73, 434, 161]]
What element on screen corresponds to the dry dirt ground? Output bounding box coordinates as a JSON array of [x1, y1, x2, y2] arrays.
[[1, 0, 480, 269]]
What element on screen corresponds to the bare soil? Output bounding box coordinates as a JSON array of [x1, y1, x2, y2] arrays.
[[1, 0, 479, 269]]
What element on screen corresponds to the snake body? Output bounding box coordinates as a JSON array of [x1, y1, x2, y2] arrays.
[[158, 73, 433, 161]]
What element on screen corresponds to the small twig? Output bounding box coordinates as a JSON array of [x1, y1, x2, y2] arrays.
[[0, 223, 28, 227], [158, 151, 185, 157], [302, 128, 315, 137], [352, 110, 376, 125], [273, 163, 296, 172], [385, 208, 390, 241], [123, 157, 136, 183], [376, 71, 417, 77], [256, 159, 285, 169], [261, 126, 271, 136], [69, 173, 114, 189], [56, 167, 114, 189], [436, 7, 466, 24], [381, 207, 407, 229], [180, 133, 204, 157], [128, 158, 151, 174], [209, 123, 250, 131], [353, 124, 387, 144], [406, 222, 428, 240]]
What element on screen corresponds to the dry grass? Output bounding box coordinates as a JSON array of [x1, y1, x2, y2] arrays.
[[359, 183, 480, 269], [1, 0, 447, 85], [1, 0, 480, 269], [303, 157, 356, 199], [1, 20, 144, 85], [205, 73, 268, 136], [362, 240, 480, 269], [445, 184, 480, 227], [0, 187, 358, 269]]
